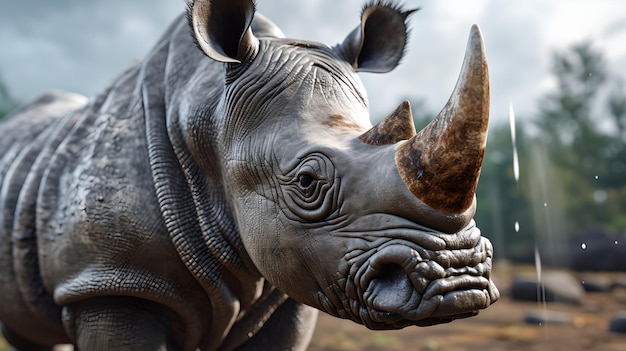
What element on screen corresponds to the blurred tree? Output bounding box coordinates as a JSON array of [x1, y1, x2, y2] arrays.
[[604, 79, 626, 188], [608, 79, 626, 142], [475, 41, 626, 263], [605, 80, 626, 230], [536, 42, 611, 178], [474, 123, 533, 259], [529, 41, 626, 241]]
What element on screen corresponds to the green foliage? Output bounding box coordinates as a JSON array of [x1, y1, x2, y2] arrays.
[[476, 41, 626, 260], [475, 123, 533, 258], [533, 42, 626, 233], [536, 43, 612, 180]]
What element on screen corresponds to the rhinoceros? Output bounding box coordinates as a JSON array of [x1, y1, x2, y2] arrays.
[[0, 0, 499, 350]]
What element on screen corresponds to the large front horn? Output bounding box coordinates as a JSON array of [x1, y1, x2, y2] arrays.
[[395, 25, 489, 214]]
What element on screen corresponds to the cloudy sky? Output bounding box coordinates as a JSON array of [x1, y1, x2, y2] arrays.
[[1, 0, 625, 127]]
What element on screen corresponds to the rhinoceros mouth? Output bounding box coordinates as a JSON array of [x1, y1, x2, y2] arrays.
[[362, 270, 495, 328], [330, 225, 499, 330]]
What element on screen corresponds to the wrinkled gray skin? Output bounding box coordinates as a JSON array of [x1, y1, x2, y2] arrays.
[[0, 1, 499, 350]]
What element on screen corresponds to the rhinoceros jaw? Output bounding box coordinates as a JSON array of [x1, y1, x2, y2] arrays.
[[395, 24, 489, 215]]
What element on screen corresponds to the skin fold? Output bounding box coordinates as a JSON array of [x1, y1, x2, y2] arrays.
[[0, 1, 499, 350]]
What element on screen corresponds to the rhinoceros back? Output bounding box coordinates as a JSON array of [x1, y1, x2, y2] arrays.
[[0, 91, 89, 343], [0, 14, 282, 349], [0, 44, 213, 348]]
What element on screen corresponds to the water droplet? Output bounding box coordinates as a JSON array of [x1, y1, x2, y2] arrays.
[[581, 243, 587, 250], [513, 150, 520, 182], [514, 221, 520, 232], [595, 175, 599, 180], [593, 190, 607, 203], [534, 246, 542, 282], [509, 102, 520, 182], [544, 202, 548, 207], [615, 240, 619, 245]]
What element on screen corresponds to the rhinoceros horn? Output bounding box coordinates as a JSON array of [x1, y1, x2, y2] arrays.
[[359, 101, 416, 145], [393, 25, 489, 214]]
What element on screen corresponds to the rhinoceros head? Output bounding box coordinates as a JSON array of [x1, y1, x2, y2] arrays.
[[188, 0, 499, 329]]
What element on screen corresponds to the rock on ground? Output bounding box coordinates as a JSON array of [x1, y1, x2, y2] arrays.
[[609, 312, 626, 333], [510, 271, 585, 304]]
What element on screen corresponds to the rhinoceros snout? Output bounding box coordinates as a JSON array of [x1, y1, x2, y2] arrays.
[[347, 233, 499, 329], [363, 263, 418, 317], [359, 247, 420, 314]]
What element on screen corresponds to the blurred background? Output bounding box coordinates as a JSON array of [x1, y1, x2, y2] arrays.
[[1, 0, 626, 350]]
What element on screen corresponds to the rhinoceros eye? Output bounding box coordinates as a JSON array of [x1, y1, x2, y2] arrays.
[[297, 173, 316, 189], [278, 153, 338, 222]]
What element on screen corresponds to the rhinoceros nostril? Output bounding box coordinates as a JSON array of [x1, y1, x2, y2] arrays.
[[367, 264, 414, 313], [373, 264, 406, 287]]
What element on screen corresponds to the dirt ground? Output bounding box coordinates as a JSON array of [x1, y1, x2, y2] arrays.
[[1, 264, 625, 351], [309, 264, 626, 351]]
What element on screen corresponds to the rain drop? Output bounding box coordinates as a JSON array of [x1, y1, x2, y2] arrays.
[[595, 175, 599, 180], [534, 246, 542, 282], [581, 243, 587, 250], [593, 190, 608, 204], [544, 202, 548, 207], [509, 102, 520, 182], [513, 149, 520, 182], [514, 221, 520, 232], [615, 240, 619, 245]]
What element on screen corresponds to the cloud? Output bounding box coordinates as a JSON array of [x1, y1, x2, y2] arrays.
[[0, 0, 183, 100], [0, 0, 624, 127]]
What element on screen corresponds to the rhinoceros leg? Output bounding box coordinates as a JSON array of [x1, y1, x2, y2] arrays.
[[236, 299, 318, 351], [1, 323, 52, 351], [62, 297, 181, 351]]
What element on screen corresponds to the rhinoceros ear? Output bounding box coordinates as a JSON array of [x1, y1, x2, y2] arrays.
[[339, 2, 418, 73], [189, 0, 259, 63]]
